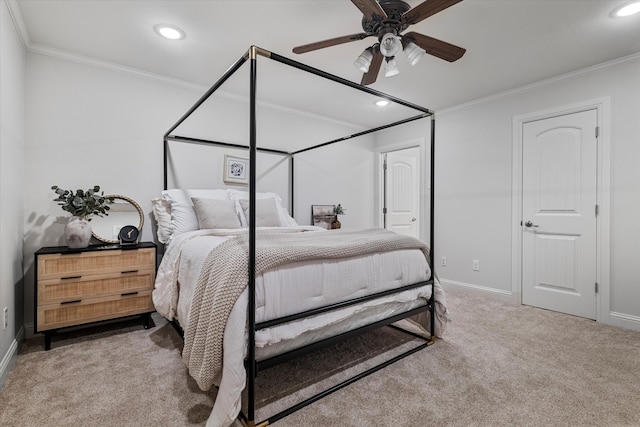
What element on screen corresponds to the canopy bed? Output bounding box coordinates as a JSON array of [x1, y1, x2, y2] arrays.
[[152, 45, 442, 427]]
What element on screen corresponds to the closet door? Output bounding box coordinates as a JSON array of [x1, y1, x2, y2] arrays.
[[521, 109, 598, 319]]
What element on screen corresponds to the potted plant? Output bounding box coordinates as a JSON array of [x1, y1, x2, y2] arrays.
[[52, 185, 114, 248], [331, 204, 346, 229]]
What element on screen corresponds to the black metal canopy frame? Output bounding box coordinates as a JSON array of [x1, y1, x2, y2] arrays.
[[163, 46, 436, 427]]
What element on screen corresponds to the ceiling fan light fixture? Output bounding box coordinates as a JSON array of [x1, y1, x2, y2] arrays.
[[379, 33, 401, 57], [354, 47, 374, 72], [404, 42, 426, 66], [384, 57, 399, 77]]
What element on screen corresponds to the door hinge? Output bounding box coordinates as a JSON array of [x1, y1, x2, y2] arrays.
[[595, 126, 599, 138], [595, 204, 599, 216], [383, 207, 387, 214], [595, 282, 599, 293], [383, 154, 387, 170]]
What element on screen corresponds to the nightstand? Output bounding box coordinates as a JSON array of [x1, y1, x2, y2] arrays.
[[34, 242, 157, 350]]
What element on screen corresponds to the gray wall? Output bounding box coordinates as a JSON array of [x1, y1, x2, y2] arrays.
[[434, 54, 640, 330], [0, 0, 26, 386]]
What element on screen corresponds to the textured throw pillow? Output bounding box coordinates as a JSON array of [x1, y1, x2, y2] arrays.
[[238, 198, 282, 227], [191, 198, 241, 229], [162, 189, 229, 238], [228, 190, 297, 227], [151, 197, 173, 244]]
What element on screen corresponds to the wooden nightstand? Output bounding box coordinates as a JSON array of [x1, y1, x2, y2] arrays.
[[34, 242, 157, 350]]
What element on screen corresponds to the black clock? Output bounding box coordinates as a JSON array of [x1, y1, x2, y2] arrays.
[[118, 225, 139, 245]]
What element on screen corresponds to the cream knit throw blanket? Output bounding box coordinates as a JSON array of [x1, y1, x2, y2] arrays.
[[182, 228, 432, 391]]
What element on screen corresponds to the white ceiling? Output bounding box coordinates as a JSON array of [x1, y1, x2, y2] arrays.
[[12, 0, 640, 126]]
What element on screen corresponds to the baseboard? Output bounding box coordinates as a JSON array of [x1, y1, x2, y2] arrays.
[[606, 311, 640, 332], [0, 326, 24, 388], [440, 279, 520, 305]]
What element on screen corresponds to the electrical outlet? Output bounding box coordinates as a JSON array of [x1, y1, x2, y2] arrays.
[[472, 260, 480, 271], [3, 307, 7, 329], [441, 256, 447, 267]]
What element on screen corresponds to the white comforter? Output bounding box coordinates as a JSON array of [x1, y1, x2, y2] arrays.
[[153, 227, 446, 427]]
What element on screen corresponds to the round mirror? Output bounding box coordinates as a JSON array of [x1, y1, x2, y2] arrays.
[[91, 195, 144, 244]]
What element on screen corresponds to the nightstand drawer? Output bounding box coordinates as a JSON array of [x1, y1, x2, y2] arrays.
[[37, 290, 154, 331], [37, 269, 155, 304], [37, 248, 155, 280]]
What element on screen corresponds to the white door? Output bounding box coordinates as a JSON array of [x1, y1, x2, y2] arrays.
[[384, 148, 420, 238], [522, 109, 598, 319]]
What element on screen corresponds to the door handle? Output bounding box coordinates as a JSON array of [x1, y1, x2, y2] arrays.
[[524, 221, 539, 228], [411, 217, 417, 222]]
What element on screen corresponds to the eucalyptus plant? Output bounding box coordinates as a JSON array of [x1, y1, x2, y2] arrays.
[[333, 204, 346, 215], [51, 185, 114, 219]]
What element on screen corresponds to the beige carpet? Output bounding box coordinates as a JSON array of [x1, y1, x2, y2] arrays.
[[1, 288, 640, 426]]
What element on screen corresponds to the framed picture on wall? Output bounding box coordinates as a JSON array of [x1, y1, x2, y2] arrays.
[[223, 155, 248, 185], [312, 205, 336, 230]]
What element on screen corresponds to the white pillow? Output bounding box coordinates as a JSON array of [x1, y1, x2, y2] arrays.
[[151, 197, 172, 244], [238, 199, 282, 227], [228, 190, 297, 227], [191, 198, 241, 229], [161, 189, 229, 238]]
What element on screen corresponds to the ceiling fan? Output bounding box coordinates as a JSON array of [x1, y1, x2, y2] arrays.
[[292, 0, 466, 85]]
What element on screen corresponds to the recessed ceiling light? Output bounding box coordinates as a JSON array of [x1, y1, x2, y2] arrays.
[[614, 1, 640, 17], [154, 24, 185, 40], [375, 100, 390, 107]]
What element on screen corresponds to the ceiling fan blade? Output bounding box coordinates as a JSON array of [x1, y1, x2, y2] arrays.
[[361, 46, 383, 86], [403, 32, 466, 62], [402, 0, 463, 26], [351, 0, 387, 21], [292, 33, 371, 54]]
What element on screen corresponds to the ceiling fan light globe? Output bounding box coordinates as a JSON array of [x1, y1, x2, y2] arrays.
[[354, 47, 374, 72], [379, 33, 401, 57], [404, 42, 425, 66], [384, 58, 399, 77]]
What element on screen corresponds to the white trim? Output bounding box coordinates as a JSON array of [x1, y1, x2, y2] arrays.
[[608, 312, 640, 332], [439, 279, 519, 305], [440, 52, 640, 115], [4, 0, 29, 48], [511, 98, 611, 324], [0, 326, 23, 388], [26, 43, 364, 132]]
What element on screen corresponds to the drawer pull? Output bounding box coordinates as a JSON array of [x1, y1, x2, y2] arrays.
[[121, 291, 139, 297], [61, 275, 82, 280], [121, 270, 139, 274], [61, 299, 81, 305]]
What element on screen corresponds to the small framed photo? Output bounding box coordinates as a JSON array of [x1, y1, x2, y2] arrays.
[[223, 155, 248, 185], [312, 205, 336, 230]]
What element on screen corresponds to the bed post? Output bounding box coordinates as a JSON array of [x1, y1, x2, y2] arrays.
[[290, 155, 295, 217], [163, 136, 168, 190], [247, 45, 258, 427], [430, 114, 436, 340]]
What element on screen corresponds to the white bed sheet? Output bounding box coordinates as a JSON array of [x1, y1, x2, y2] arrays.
[[152, 227, 440, 427]]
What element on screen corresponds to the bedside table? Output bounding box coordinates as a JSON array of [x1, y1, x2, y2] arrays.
[[34, 242, 157, 350]]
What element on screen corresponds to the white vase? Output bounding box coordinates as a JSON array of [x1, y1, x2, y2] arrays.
[[65, 216, 92, 248]]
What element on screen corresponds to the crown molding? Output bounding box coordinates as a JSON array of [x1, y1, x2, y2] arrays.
[[27, 43, 363, 131], [4, 0, 30, 47], [439, 51, 640, 115]]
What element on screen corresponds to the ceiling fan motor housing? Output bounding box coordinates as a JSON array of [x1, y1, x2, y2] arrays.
[[361, 0, 411, 36]]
